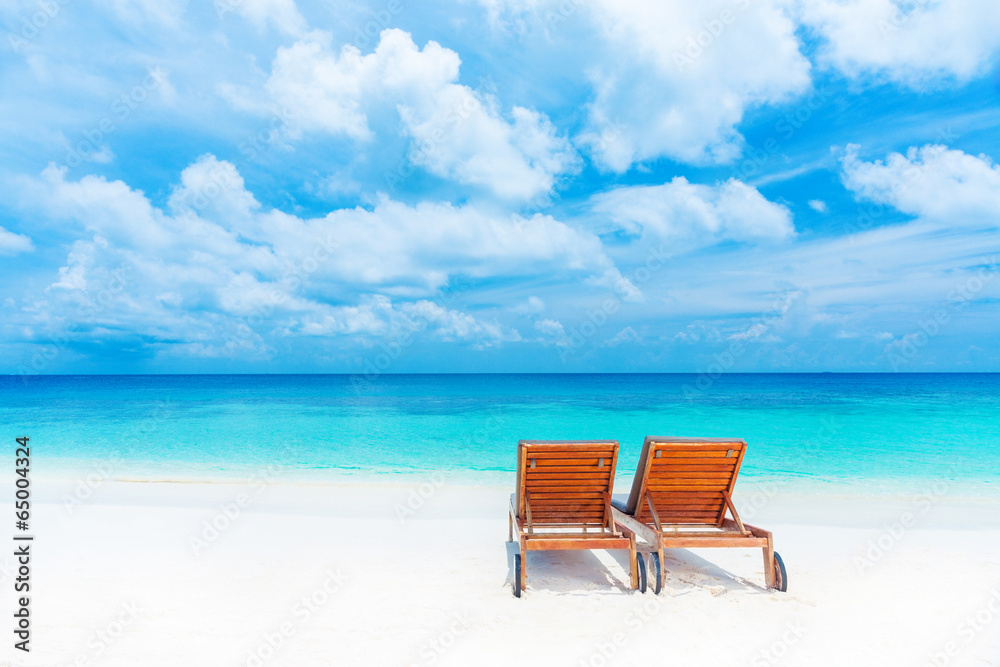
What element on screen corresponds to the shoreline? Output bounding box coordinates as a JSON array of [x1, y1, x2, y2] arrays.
[[37, 471, 1000, 530]]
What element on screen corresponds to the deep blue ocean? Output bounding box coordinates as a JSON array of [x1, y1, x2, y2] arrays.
[[2, 373, 999, 494]]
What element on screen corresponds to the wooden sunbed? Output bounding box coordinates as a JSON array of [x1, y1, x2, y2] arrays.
[[508, 440, 639, 597], [611, 437, 786, 594]]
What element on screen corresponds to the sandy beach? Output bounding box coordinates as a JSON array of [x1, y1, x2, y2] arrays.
[[6, 475, 999, 667]]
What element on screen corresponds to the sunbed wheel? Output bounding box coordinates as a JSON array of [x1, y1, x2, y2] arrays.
[[513, 554, 522, 598], [636, 553, 647, 593], [648, 552, 662, 595], [773, 552, 787, 592]]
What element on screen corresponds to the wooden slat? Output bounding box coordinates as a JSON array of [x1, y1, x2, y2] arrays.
[[649, 463, 737, 472], [651, 450, 734, 458], [646, 484, 731, 492], [658, 507, 723, 514], [524, 522, 609, 528], [531, 506, 605, 513], [531, 507, 605, 514], [528, 497, 604, 505], [529, 492, 605, 500], [528, 466, 610, 475], [648, 483, 728, 491], [524, 537, 631, 550], [649, 473, 734, 481], [526, 480, 610, 489], [531, 458, 606, 467], [658, 536, 767, 548], [522, 449, 615, 458], [650, 497, 724, 505], [526, 472, 611, 481]]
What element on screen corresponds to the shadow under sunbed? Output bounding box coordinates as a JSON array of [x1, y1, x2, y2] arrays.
[[657, 549, 772, 594], [505, 541, 634, 594]]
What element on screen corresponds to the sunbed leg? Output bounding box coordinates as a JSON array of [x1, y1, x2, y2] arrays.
[[508, 511, 513, 542], [519, 537, 527, 592], [658, 546, 665, 590], [629, 534, 638, 590], [763, 532, 776, 589]]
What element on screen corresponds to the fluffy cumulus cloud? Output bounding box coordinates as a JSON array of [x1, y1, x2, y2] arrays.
[[11, 155, 626, 359], [798, 0, 1000, 87], [578, 0, 812, 169], [249, 29, 578, 200], [841, 144, 1000, 224], [590, 177, 795, 245], [471, 0, 806, 171]]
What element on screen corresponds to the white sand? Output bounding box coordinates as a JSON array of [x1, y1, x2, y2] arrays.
[[4, 475, 1000, 666]]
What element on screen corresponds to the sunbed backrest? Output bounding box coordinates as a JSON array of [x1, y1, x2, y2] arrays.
[[516, 440, 618, 528], [630, 438, 746, 527]]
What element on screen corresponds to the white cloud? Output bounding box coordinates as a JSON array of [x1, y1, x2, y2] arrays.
[[251, 29, 577, 200], [294, 295, 518, 348], [799, 0, 1000, 87], [573, 0, 812, 169], [512, 296, 545, 315], [222, 0, 308, 37], [590, 177, 795, 245], [0, 226, 33, 255], [534, 318, 564, 337], [808, 199, 828, 213], [14, 156, 626, 356], [602, 326, 640, 347], [841, 144, 1000, 224]]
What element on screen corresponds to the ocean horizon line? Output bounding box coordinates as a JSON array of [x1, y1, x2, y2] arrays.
[[6, 371, 1000, 377]]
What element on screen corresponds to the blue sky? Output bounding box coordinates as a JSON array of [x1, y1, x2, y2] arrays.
[[2, 0, 999, 374]]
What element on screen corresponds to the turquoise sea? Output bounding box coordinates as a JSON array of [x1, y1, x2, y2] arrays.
[[3, 373, 999, 495]]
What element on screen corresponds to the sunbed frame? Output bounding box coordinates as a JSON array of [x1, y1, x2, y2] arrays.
[[508, 440, 639, 597], [611, 437, 786, 593]]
